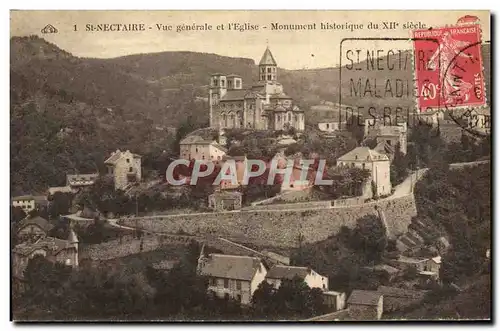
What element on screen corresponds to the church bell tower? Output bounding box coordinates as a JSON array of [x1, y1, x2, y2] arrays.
[[259, 47, 278, 82]]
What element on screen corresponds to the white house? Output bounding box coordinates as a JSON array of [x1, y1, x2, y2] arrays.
[[12, 195, 48, 214], [179, 135, 227, 161], [337, 147, 391, 197], [104, 150, 142, 191], [265, 265, 328, 291], [197, 253, 267, 305]]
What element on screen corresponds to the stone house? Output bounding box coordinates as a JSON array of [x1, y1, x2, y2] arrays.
[[373, 123, 408, 155], [337, 147, 391, 197], [16, 216, 54, 243], [376, 286, 428, 312], [66, 173, 99, 190], [265, 265, 328, 291], [208, 191, 242, 211], [197, 253, 267, 305], [104, 150, 142, 191], [12, 229, 79, 281], [389, 255, 441, 275], [322, 291, 347, 311], [179, 135, 228, 162], [347, 290, 384, 320], [12, 195, 48, 214]]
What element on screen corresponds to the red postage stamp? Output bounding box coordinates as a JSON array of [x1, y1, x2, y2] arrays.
[[412, 19, 486, 111]]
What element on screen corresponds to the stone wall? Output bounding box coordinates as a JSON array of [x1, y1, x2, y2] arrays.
[[119, 194, 417, 248], [79, 233, 193, 261]]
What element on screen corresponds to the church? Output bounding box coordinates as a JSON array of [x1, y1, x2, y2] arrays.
[[208, 47, 305, 131]]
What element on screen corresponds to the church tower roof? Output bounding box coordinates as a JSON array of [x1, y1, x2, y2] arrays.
[[259, 47, 277, 66]]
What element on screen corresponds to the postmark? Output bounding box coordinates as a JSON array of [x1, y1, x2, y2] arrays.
[[412, 21, 486, 112]]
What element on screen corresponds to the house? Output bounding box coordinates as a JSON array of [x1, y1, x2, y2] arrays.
[[12, 228, 79, 281], [389, 255, 441, 275], [362, 264, 401, 282], [208, 191, 242, 211], [347, 290, 384, 320], [280, 162, 315, 192], [337, 147, 391, 197], [16, 216, 54, 243], [376, 286, 428, 312], [415, 110, 444, 126], [373, 123, 408, 156], [104, 150, 142, 191], [265, 265, 328, 291], [47, 186, 75, 197], [209, 47, 305, 131], [219, 155, 247, 190], [12, 195, 48, 214], [322, 291, 347, 311], [308, 103, 345, 134], [197, 253, 267, 305], [66, 173, 99, 190], [467, 107, 491, 134], [179, 135, 228, 161]]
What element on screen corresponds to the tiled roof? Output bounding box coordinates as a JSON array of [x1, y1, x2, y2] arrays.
[[270, 92, 291, 100], [347, 290, 382, 306], [266, 265, 311, 280], [104, 150, 141, 165], [377, 286, 428, 299], [198, 254, 263, 281], [12, 195, 35, 201], [180, 135, 212, 145], [220, 89, 249, 101], [13, 236, 72, 256], [394, 255, 429, 264], [210, 191, 243, 199], [374, 141, 395, 156], [17, 216, 54, 233], [337, 147, 389, 162], [67, 173, 99, 186], [259, 47, 277, 66], [48, 186, 74, 196]]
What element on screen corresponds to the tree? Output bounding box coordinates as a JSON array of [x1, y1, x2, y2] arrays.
[[11, 206, 26, 223], [390, 143, 409, 186], [346, 114, 365, 144], [48, 192, 73, 218], [349, 214, 387, 264]]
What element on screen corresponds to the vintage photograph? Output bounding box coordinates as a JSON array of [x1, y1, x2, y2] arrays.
[[10, 10, 491, 321]]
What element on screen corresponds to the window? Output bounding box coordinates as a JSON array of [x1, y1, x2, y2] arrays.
[[362, 163, 366, 169], [195, 147, 198, 153], [126, 158, 130, 163], [209, 278, 216, 286], [326, 123, 329, 129], [236, 294, 242, 303], [355, 155, 358, 160], [202, 155, 205, 160], [224, 279, 229, 288], [236, 281, 242, 290], [261, 67, 265, 73], [277, 115, 281, 122], [273, 67, 276, 72], [387, 140, 392, 145], [267, 67, 272, 73], [351, 162, 355, 167], [236, 80, 240, 88], [294, 115, 298, 122], [288, 113, 291, 121], [267, 74, 272, 80], [221, 80, 225, 87]]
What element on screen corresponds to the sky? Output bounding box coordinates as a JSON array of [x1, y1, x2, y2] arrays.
[[10, 10, 490, 69]]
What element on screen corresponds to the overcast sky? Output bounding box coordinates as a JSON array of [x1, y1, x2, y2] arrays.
[[10, 10, 490, 69]]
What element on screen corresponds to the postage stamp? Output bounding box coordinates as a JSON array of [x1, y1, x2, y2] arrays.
[[412, 21, 486, 112]]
